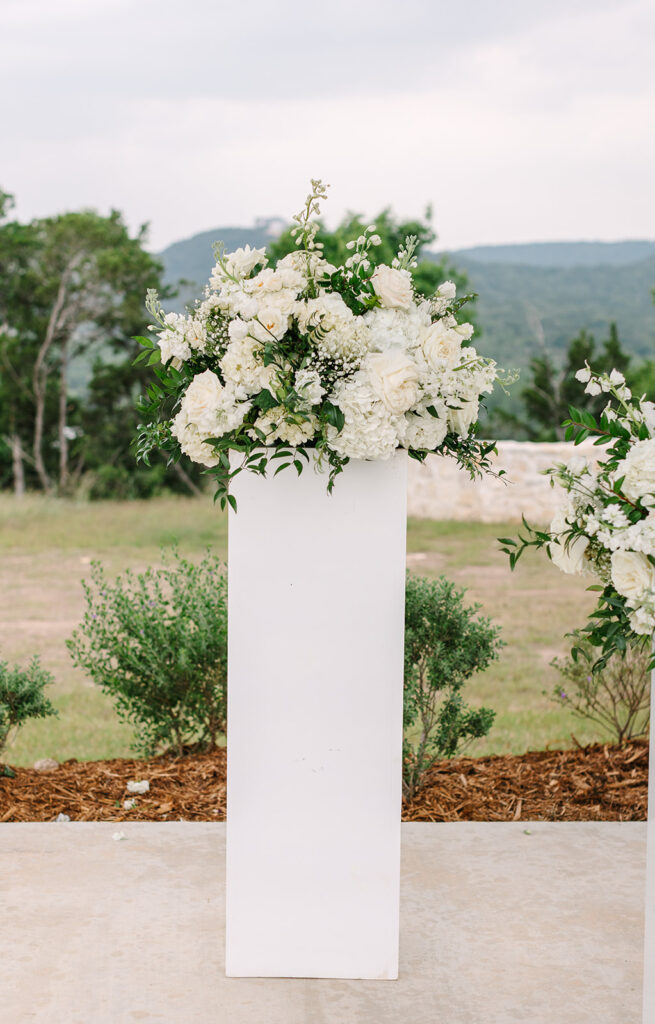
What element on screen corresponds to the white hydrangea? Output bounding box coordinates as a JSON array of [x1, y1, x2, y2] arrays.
[[619, 438, 655, 502], [364, 304, 430, 352], [400, 401, 448, 450], [219, 334, 279, 395], [327, 373, 400, 460], [171, 370, 251, 467], [252, 407, 318, 446]]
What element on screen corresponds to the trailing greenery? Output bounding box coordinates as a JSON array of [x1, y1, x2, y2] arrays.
[[551, 633, 650, 744], [0, 656, 57, 764], [67, 551, 228, 755], [403, 572, 503, 800]]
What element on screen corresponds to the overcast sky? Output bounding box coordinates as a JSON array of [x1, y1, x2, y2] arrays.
[[2, 0, 653, 252]]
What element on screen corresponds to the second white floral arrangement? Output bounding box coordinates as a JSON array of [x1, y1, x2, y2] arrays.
[[503, 364, 655, 667], [136, 180, 501, 507]]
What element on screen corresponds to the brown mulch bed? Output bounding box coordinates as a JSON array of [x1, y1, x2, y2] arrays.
[[0, 740, 648, 823]]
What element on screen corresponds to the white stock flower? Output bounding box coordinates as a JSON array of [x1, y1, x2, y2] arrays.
[[252, 407, 318, 446], [610, 549, 655, 605], [575, 366, 591, 383], [365, 349, 419, 415], [621, 438, 655, 502], [371, 265, 414, 310]]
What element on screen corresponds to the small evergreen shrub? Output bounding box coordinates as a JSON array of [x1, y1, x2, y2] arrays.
[[403, 573, 503, 800], [67, 551, 228, 755], [0, 657, 57, 759], [551, 634, 650, 744]]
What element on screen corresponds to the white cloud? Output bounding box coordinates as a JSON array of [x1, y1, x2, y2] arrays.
[[1, 0, 653, 250]]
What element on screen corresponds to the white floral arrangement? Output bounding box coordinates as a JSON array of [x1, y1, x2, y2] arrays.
[[136, 180, 501, 508], [503, 364, 655, 667]]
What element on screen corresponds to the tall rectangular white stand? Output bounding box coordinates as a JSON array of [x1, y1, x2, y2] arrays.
[[226, 451, 407, 979]]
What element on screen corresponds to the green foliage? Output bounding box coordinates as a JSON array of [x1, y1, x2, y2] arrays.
[[490, 324, 631, 440], [403, 573, 502, 800], [268, 205, 475, 316], [0, 657, 57, 760], [67, 551, 228, 755], [551, 634, 650, 744]]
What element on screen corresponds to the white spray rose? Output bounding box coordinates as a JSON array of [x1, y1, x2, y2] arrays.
[[252, 306, 289, 342], [610, 549, 655, 604], [422, 320, 462, 370], [549, 533, 589, 576], [366, 349, 419, 415], [620, 438, 655, 502], [371, 265, 414, 310]]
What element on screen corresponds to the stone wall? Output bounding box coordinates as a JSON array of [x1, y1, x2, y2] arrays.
[[407, 440, 597, 523]]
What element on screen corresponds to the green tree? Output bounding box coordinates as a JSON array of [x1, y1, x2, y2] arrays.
[[0, 194, 184, 496], [491, 323, 631, 440]]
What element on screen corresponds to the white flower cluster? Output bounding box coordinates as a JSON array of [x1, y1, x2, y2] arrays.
[[145, 181, 499, 474], [546, 368, 655, 636]]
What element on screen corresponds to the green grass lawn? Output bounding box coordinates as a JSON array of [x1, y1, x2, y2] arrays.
[[1, 493, 603, 766]]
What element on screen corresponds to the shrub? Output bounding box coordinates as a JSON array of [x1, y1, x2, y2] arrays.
[[403, 573, 503, 800], [67, 551, 228, 755], [0, 657, 57, 760], [551, 634, 650, 744]]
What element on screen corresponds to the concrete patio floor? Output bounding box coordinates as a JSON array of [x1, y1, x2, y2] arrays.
[[0, 821, 646, 1024]]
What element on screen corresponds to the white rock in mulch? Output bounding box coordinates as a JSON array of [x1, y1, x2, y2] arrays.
[[55, 813, 70, 822], [126, 780, 149, 795], [34, 758, 59, 772], [124, 798, 137, 810]]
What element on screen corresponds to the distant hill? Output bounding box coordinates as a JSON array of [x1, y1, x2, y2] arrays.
[[158, 229, 655, 373]]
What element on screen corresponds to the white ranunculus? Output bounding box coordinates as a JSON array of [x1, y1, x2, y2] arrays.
[[610, 549, 655, 603], [621, 438, 655, 502], [447, 399, 479, 437], [422, 320, 462, 370], [549, 533, 589, 576], [252, 306, 289, 341], [181, 370, 224, 433], [371, 265, 413, 310], [366, 349, 419, 415]]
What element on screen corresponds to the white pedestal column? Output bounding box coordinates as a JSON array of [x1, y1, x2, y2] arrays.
[[226, 451, 407, 980]]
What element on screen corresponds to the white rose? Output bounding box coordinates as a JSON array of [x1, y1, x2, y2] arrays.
[[252, 305, 289, 342], [437, 280, 457, 300], [549, 533, 589, 576], [228, 318, 250, 342], [610, 549, 655, 604], [447, 399, 479, 437], [181, 370, 224, 433], [371, 265, 413, 310], [422, 320, 462, 370], [366, 349, 419, 415], [621, 438, 655, 502]]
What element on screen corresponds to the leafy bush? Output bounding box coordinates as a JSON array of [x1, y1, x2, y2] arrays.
[[0, 657, 57, 760], [67, 551, 228, 755], [551, 634, 650, 744], [403, 573, 503, 800]]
